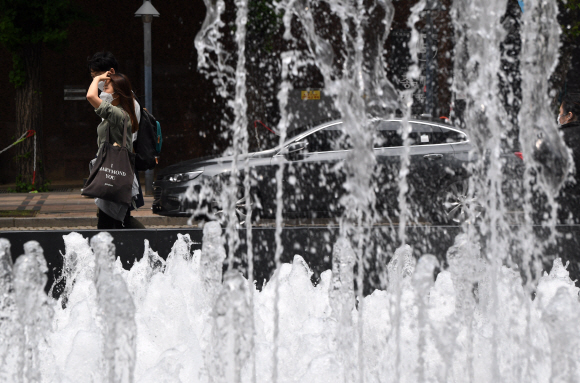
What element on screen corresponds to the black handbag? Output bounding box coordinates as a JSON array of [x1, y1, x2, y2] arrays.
[[82, 112, 136, 205]]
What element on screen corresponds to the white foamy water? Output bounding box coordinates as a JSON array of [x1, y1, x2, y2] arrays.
[[2, 225, 579, 382]]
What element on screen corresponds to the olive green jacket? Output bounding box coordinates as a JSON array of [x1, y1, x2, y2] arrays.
[[95, 101, 133, 155]]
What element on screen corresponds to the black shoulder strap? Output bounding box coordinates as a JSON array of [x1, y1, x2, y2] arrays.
[[122, 110, 129, 148]]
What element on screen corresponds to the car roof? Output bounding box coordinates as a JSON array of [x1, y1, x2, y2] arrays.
[[286, 117, 464, 143]]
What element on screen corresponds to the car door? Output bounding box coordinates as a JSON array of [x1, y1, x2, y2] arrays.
[[428, 125, 472, 221], [373, 120, 456, 220], [407, 122, 459, 219], [433, 124, 470, 179], [372, 120, 405, 218], [271, 122, 348, 218]]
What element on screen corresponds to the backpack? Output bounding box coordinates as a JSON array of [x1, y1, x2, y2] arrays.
[[155, 121, 163, 154], [134, 99, 162, 171]]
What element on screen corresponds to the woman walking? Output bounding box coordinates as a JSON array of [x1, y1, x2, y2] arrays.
[[86, 71, 141, 229]]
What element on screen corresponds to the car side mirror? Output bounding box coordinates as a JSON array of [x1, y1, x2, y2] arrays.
[[280, 141, 308, 160]]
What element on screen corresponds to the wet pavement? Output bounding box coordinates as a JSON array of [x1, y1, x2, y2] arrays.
[[0, 189, 358, 231], [4, 188, 523, 231]]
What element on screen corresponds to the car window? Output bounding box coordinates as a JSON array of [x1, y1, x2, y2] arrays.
[[299, 124, 350, 153], [432, 127, 467, 144], [409, 123, 440, 145], [288, 120, 463, 152], [373, 121, 442, 148], [373, 121, 404, 148]]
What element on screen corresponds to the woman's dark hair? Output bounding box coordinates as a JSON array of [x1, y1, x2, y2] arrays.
[[88, 51, 119, 72], [108, 73, 139, 133], [562, 93, 580, 122]]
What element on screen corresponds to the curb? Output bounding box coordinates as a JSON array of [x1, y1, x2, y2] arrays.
[[0, 216, 190, 228]]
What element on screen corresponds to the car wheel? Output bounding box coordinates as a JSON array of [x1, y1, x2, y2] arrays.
[[440, 178, 481, 224], [215, 193, 262, 225], [233, 196, 260, 225]]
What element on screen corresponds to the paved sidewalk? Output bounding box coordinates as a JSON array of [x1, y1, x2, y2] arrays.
[[0, 189, 191, 230], [1, 189, 488, 231]]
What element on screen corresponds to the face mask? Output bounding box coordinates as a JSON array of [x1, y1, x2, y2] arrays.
[[558, 113, 569, 126], [98, 81, 105, 92], [99, 91, 114, 104]]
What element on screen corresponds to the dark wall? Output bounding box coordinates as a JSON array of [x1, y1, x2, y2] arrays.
[[0, 0, 225, 185]]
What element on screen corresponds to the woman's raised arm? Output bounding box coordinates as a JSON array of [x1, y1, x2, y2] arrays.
[[86, 72, 111, 109]]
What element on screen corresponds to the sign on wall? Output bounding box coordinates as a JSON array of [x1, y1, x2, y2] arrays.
[[64, 89, 86, 101]]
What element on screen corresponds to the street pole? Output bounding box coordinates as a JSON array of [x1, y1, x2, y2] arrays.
[[144, 17, 152, 113], [143, 15, 154, 195], [135, 0, 159, 196]]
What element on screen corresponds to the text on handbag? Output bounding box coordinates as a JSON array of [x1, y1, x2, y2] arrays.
[[99, 166, 128, 180]]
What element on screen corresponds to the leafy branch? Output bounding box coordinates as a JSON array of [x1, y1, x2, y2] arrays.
[[0, 0, 92, 88], [559, 0, 580, 37]]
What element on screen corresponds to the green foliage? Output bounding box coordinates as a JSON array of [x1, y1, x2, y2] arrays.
[[564, 0, 580, 10], [560, 0, 580, 37], [7, 175, 51, 193], [8, 53, 25, 88], [247, 0, 284, 54], [7, 154, 49, 192], [13, 151, 31, 161], [0, 0, 90, 88]]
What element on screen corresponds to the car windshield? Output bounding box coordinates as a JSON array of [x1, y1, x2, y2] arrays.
[[249, 118, 341, 152], [249, 121, 280, 152]]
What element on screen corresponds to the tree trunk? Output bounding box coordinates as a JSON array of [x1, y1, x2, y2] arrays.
[[14, 43, 45, 188]]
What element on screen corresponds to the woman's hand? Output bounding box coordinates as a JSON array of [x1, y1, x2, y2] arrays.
[[95, 71, 112, 84]]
